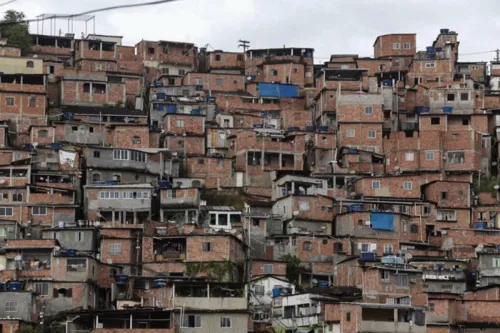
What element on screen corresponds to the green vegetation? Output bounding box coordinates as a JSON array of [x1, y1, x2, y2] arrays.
[[186, 261, 235, 281], [0, 11, 31, 55], [475, 176, 499, 195], [203, 189, 246, 211], [280, 254, 301, 284], [15, 326, 41, 333]]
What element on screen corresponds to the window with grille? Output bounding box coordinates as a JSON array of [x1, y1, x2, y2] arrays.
[[182, 315, 201, 328], [5, 301, 17, 312], [220, 317, 231, 328], [263, 264, 273, 274], [396, 274, 409, 288], [32, 206, 47, 215], [109, 244, 122, 255], [254, 285, 265, 296], [35, 282, 49, 296]]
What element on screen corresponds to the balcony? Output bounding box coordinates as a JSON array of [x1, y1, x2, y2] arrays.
[[400, 122, 418, 131], [360, 321, 425, 333], [173, 284, 247, 310]]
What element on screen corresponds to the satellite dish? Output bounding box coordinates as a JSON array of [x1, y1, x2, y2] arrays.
[[293, 211, 299, 216], [94, 221, 101, 227], [32, 142, 39, 149], [404, 253, 413, 261], [0, 265, 5, 271], [365, 220, 371, 225], [55, 246, 60, 251], [107, 259, 113, 264], [0, 179, 5, 184]]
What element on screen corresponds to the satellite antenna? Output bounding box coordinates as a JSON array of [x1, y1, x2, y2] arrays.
[[0, 179, 5, 184], [293, 211, 299, 216], [32, 142, 38, 149]]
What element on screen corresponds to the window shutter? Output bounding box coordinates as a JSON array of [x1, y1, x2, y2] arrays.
[[66, 288, 73, 298], [53, 288, 58, 297]]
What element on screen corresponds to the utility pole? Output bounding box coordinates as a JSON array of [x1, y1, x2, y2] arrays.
[[496, 49, 500, 62], [238, 39, 250, 53]]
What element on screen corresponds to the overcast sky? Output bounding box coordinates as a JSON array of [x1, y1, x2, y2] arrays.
[[6, 0, 500, 64]]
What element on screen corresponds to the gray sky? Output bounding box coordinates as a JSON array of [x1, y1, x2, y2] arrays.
[[7, 0, 500, 64]]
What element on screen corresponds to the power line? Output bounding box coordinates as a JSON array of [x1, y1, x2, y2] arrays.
[[0, 0, 17, 7], [0, 0, 180, 26]]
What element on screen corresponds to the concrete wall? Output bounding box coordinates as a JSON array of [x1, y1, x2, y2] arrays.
[[43, 229, 97, 252], [0, 292, 34, 321], [174, 312, 248, 333], [86, 148, 163, 175], [0, 57, 44, 74]]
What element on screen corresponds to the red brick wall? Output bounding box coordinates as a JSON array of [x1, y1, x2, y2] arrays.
[[183, 73, 244, 92], [105, 125, 150, 148], [374, 34, 416, 58], [163, 115, 204, 135]]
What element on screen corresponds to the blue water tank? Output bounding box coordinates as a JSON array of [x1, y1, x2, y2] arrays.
[[63, 112, 74, 120], [348, 204, 363, 212], [272, 288, 280, 297], [23, 143, 33, 150], [318, 126, 329, 133], [415, 106, 430, 114], [94, 181, 106, 185], [361, 252, 376, 261], [440, 28, 450, 34], [0, 283, 5, 291], [51, 142, 62, 150], [442, 106, 453, 113], [62, 249, 77, 256], [253, 124, 263, 129], [306, 126, 316, 132], [264, 124, 276, 129], [382, 256, 397, 264], [318, 281, 329, 288], [106, 180, 119, 185], [426, 46, 435, 52], [156, 92, 167, 100], [152, 279, 167, 288], [288, 126, 299, 131], [382, 80, 393, 87], [191, 109, 201, 115], [215, 109, 221, 114], [206, 96, 216, 103], [114, 274, 129, 284], [348, 148, 358, 154], [166, 104, 177, 114], [158, 180, 170, 189], [7, 282, 23, 291], [475, 221, 487, 229]]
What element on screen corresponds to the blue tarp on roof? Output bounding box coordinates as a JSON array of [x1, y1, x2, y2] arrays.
[[370, 212, 394, 231], [258, 83, 299, 98]]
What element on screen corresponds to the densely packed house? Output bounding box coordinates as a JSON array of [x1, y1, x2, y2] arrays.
[[0, 26, 499, 333]]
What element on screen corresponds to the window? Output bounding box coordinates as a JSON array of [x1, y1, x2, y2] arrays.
[[441, 192, 448, 200], [220, 317, 231, 328], [299, 202, 309, 211], [113, 149, 129, 160], [67, 258, 86, 272], [365, 106, 373, 115], [132, 136, 141, 144], [431, 117, 440, 125], [423, 206, 431, 215], [405, 152, 414, 161], [168, 79, 175, 85], [381, 270, 390, 282], [396, 274, 409, 288], [346, 312, 351, 321], [460, 93, 469, 101], [6, 97, 14, 106], [303, 241, 313, 251], [215, 54, 221, 61], [429, 303, 435, 312], [237, 54, 244, 61], [93, 151, 100, 158], [403, 42, 411, 49], [109, 244, 122, 255], [36, 129, 48, 138], [198, 159, 204, 164], [493, 257, 500, 268], [426, 151, 435, 161], [0, 228, 6, 237], [195, 77, 203, 85], [437, 209, 457, 221], [123, 191, 150, 199], [75, 231, 84, 242], [35, 282, 49, 296], [32, 206, 47, 215], [29, 97, 36, 107], [384, 244, 394, 254], [26, 61, 34, 68], [217, 159, 224, 167], [392, 43, 400, 49], [263, 264, 273, 274], [403, 181, 412, 191], [182, 315, 201, 328], [176, 120, 184, 127], [334, 242, 343, 252], [5, 301, 17, 312], [425, 62, 436, 68], [92, 173, 101, 183], [372, 180, 381, 189], [367, 130, 376, 139], [233, 80, 238, 84], [447, 151, 464, 164], [482, 137, 490, 148], [202, 242, 211, 251], [447, 93, 455, 101], [346, 128, 355, 137], [147, 47, 155, 54], [162, 68, 169, 75], [0, 207, 13, 216], [178, 69, 186, 76], [410, 224, 419, 233], [254, 285, 265, 296], [99, 191, 120, 199], [216, 78, 223, 86], [93, 84, 106, 94]]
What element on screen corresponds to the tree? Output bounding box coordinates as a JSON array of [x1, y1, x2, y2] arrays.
[[280, 254, 302, 284], [0, 10, 31, 55], [15, 326, 41, 333]]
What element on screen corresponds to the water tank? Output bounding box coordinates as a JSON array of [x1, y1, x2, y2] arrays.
[[158, 180, 170, 189], [317, 126, 329, 133], [440, 29, 450, 34], [442, 106, 453, 113], [0, 283, 5, 291], [306, 126, 316, 132], [51, 142, 62, 150], [361, 252, 376, 261], [253, 124, 263, 129], [415, 106, 430, 114], [318, 281, 329, 288], [7, 281, 23, 291], [58, 221, 65, 228], [288, 126, 300, 131], [106, 180, 119, 185], [191, 109, 201, 115], [475, 221, 487, 229], [152, 279, 167, 288], [348, 204, 363, 212], [272, 288, 280, 297], [114, 274, 129, 284], [156, 92, 167, 100]]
